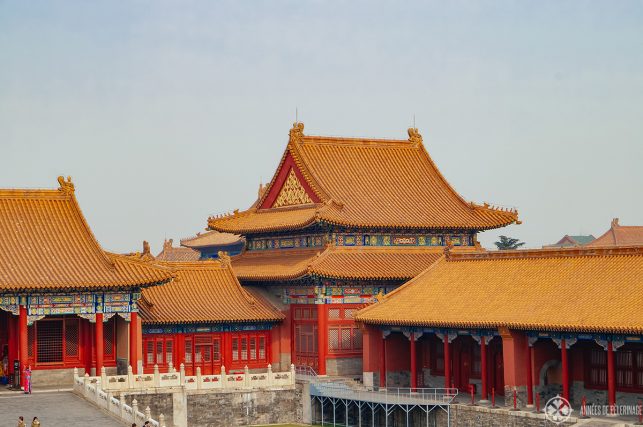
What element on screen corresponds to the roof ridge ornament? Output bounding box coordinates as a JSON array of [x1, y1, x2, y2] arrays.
[[57, 176, 75, 194], [289, 122, 305, 144], [407, 127, 422, 147], [218, 251, 231, 267]]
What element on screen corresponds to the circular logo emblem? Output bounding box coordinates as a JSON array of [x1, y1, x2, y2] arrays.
[[545, 395, 573, 424]]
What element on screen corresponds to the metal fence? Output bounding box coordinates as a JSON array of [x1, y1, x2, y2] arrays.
[[310, 382, 458, 426]]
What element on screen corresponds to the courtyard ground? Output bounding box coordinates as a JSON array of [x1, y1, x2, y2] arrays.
[[1, 390, 122, 427]]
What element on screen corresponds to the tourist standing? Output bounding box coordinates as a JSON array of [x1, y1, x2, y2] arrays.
[[23, 366, 32, 394], [17, 416, 26, 427], [30, 417, 40, 427]]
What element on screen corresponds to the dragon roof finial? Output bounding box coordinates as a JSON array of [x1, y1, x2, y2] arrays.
[[289, 122, 305, 144], [407, 127, 423, 147], [57, 176, 75, 194]]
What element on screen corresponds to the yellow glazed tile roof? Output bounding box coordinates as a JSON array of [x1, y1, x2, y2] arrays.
[[232, 249, 320, 281], [0, 177, 174, 291], [355, 246, 643, 334], [231, 246, 467, 281], [586, 218, 643, 247], [180, 230, 243, 248], [140, 260, 284, 324], [311, 246, 447, 280], [156, 239, 201, 262], [209, 123, 519, 234]]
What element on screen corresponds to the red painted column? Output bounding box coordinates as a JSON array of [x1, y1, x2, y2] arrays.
[[380, 332, 386, 388], [480, 336, 488, 401], [607, 341, 616, 414], [561, 339, 569, 402], [410, 333, 417, 391], [444, 336, 451, 389], [95, 314, 104, 374], [19, 305, 28, 389], [129, 312, 138, 374], [7, 314, 16, 376], [316, 304, 327, 375], [526, 340, 534, 405], [84, 319, 92, 374]]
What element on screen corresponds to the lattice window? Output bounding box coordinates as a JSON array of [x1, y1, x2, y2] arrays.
[[472, 344, 481, 375], [147, 341, 154, 365], [28, 325, 35, 358], [232, 338, 239, 361], [353, 328, 362, 350], [328, 308, 341, 319], [213, 340, 221, 362], [37, 319, 63, 363], [250, 338, 257, 360], [103, 319, 114, 356], [344, 309, 355, 319], [329, 328, 339, 351], [196, 336, 212, 345], [202, 345, 211, 363], [165, 340, 173, 365], [156, 341, 163, 364], [434, 339, 445, 373], [588, 348, 607, 387], [241, 338, 248, 360], [341, 328, 351, 350], [617, 351, 634, 388], [185, 339, 193, 364], [65, 319, 79, 357], [259, 337, 266, 360]]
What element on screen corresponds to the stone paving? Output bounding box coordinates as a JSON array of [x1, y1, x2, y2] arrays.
[[0, 390, 122, 427]]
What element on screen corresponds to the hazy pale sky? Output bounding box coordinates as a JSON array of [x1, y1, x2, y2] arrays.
[[1, 1, 641, 253]]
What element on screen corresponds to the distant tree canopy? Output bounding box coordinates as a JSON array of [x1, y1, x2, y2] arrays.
[[494, 235, 526, 250]]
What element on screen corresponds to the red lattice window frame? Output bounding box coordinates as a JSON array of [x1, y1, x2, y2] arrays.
[[326, 305, 363, 357], [28, 316, 85, 369], [143, 335, 175, 371], [585, 344, 643, 393], [230, 331, 270, 369]]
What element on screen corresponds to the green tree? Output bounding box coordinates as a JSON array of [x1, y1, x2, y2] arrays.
[[494, 235, 526, 250]]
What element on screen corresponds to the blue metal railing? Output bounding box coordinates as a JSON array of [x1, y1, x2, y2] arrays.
[[310, 382, 458, 406]]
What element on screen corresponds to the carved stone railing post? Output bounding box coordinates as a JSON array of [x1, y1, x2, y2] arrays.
[[119, 393, 126, 419], [221, 365, 227, 389], [132, 399, 138, 423], [290, 363, 296, 385], [196, 367, 202, 390], [154, 364, 160, 387], [179, 363, 185, 385], [95, 378, 101, 405], [159, 413, 166, 427], [101, 366, 107, 386], [83, 373, 90, 397], [244, 365, 250, 389], [127, 365, 134, 389], [145, 406, 152, 422], [267, 364, 273, 387], [168, 361, 174, 373]]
